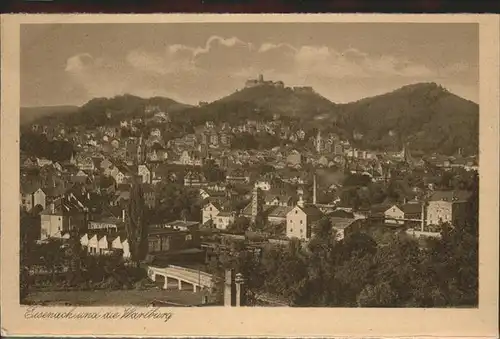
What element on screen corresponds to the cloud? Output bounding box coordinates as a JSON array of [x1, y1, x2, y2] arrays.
[[65, 53, 94, 73], [64, 35, 472, 105], [258, 42, 297, 53], [194, 36, 250, 56]]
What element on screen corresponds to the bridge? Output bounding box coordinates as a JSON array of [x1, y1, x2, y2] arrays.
[[147, 265, 214, 292]]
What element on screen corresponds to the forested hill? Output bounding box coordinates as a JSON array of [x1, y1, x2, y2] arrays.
[[21, 95, 192, 128], [22, 82, 479, 156], [20, 105, 79, 125], [215, 84, 338, 119], [335, 82, 479, 155]]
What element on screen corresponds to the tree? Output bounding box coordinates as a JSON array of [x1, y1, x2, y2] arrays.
[[65, 230, 86, 286], [227, 216, 250, 234], [202, 159, 226, 182], [153, 182, 201, 223], [40, 239, 66, 283], [423, 174, 479, 306], [125, 177, 148, 267], [357, 282, 399, 307], [252, 213, 266, 231]]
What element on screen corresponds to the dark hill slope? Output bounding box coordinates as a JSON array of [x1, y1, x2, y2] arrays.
[[215, 85, 338, 119], [337, 82, 479, 155], [28, 95, 192, 128]]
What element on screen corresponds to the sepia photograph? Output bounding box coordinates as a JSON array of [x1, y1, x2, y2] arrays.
[[1, 14, 499, 338]]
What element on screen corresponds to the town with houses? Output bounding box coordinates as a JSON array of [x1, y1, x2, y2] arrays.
[[19, 75, 479, 307]]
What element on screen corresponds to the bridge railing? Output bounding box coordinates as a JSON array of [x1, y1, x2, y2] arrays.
[[148, 266, 214, 287], [168, 265, 212, 278]]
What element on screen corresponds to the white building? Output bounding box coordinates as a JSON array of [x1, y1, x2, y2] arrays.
[[254, 180, 271, 191], [202, 202, 220, 224]]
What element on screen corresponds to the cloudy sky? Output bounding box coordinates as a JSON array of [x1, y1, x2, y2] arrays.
[[21, 23, 478, 107]]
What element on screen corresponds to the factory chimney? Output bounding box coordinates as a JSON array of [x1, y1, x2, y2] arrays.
[[313, 174, 317, 205]]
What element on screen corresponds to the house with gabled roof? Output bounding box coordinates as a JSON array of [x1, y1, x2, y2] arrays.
[[184, 171, 207, 187], [138, 164, 152, 184], [264, 193, 295, 207], [384, 203, 423, 225], [20, 184, 46, 212], [40, 196, 88, 240], [77, 156, 96, 172], [426, 190, 472, 227], [22, 157, 38, 168], [328, 217, 363, 241], [286, 204, 323, 240], [36, 157, 53, 168], [202, 201, 222, 225]]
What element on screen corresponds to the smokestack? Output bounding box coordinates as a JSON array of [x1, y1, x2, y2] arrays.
[[122, 209, 126, 222], [50, 202, 55, 214], [313, 174, 317, 205], [421, 202, 426, 232]]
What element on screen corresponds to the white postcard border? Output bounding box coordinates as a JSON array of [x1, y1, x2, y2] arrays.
[[1, 14, 499, 337]]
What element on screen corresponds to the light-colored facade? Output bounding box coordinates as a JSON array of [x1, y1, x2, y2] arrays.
[[427, 200, 468, 226], [214, 212, 236, 230], [111, 235, 131, 259], [21, 188, 46, 212], [40, 213, 64, 240], [426, 191, 471, 227], [202, 202, 220, 224], [138, 164, 151, 184], [286, 206, 309, 240], [286, 150, 302, 167], [254, 180, 271, 191], [384, 205, 405, 225]]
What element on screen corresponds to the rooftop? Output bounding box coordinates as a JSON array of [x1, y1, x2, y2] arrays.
[[329, 217, 357, 230], [429, 190, 472, 203]]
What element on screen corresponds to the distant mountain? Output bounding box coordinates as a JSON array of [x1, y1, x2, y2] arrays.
[[20, 105, 79, 125], [336, 82, 479, 155]]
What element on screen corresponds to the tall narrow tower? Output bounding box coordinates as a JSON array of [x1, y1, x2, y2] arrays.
[[316, 130, 322, 153], [251, 187, 263, 222], [403, 141, 413, 167], [136, 135, 145, 165], [313, 174, 317, 205]]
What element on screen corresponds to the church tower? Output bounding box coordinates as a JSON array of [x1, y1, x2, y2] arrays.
[[402, 141, 413, 167], [316, 130, 322, 153], [251, 187, 264, 222]]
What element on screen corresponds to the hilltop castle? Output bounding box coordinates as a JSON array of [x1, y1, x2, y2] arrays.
[[245, 74, 285, 89], [244, 74, 314, 93]]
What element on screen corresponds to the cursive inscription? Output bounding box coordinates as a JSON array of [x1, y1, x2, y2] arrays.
[[24, 307, 174, 322]]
